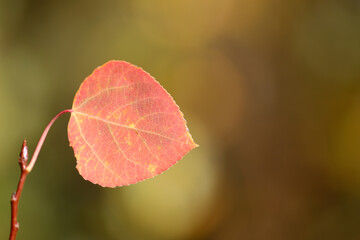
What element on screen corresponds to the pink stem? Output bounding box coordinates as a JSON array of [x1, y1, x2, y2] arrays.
[[25, 109, 72, 172]]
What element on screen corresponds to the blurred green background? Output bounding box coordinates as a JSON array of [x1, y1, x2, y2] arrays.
[[1, 0, 360, 239]]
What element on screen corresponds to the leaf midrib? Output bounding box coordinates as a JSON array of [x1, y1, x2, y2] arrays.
[[72, 111, 186, 144]]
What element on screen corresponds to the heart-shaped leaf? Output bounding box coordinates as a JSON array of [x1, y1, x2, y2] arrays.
[[68, 60, 197, 187]]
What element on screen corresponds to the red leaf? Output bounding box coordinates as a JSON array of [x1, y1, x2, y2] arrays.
[[68, 60, 197, 187]]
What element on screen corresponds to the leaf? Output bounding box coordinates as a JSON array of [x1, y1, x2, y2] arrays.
[[67, 60, 198, 187]]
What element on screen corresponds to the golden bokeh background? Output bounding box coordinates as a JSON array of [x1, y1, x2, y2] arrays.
[[0, 0, 359, 239]]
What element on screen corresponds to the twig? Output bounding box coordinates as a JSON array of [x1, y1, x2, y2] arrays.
[[9, 140, 29, 240]]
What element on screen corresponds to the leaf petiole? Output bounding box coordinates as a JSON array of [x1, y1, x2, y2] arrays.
[[25, 109, 73, 172]]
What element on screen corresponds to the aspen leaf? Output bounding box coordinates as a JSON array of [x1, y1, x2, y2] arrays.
[[67, 60, 197, 187]]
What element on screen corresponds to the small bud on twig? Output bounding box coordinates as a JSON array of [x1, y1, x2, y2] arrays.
[[18, 139, 28, 170]]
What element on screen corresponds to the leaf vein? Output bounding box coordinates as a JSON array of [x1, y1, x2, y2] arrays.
[[73, 114, 122, 179], [74, 82, 139, 110], [73, 111, 186, 144]]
